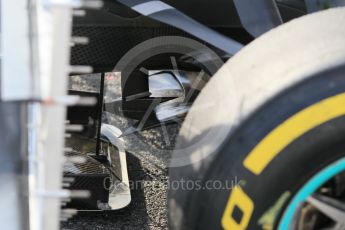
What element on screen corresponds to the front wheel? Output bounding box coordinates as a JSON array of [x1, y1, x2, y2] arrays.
[[168, 7, 345, 230]]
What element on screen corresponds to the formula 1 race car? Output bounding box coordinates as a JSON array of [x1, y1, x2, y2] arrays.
[[66, 0, 307, 212], [63, 1, 345, 229], [2, 1, 345, 230]]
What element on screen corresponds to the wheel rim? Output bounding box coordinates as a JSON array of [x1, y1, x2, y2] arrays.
[[279, 158, 345, 229]]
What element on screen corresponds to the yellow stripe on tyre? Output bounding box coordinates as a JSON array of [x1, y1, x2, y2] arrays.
[[244, 92, 345, 175]]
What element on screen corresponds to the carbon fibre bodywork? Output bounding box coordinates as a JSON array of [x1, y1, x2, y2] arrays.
[[64, 129, 130, 211], [71, 0, 306, 73]]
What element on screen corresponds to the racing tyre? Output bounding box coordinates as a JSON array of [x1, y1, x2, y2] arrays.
[[168, 8, 345, 230]]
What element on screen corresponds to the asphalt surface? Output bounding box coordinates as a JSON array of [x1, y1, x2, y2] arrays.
[[61, 73, 180, 230]]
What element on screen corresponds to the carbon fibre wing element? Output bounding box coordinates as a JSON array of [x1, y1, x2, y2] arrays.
[[233, 0, 283, 37], [117, 0, 244, 56]]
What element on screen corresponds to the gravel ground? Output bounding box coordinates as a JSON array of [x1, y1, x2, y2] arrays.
[[61, 73, 180, 230]]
